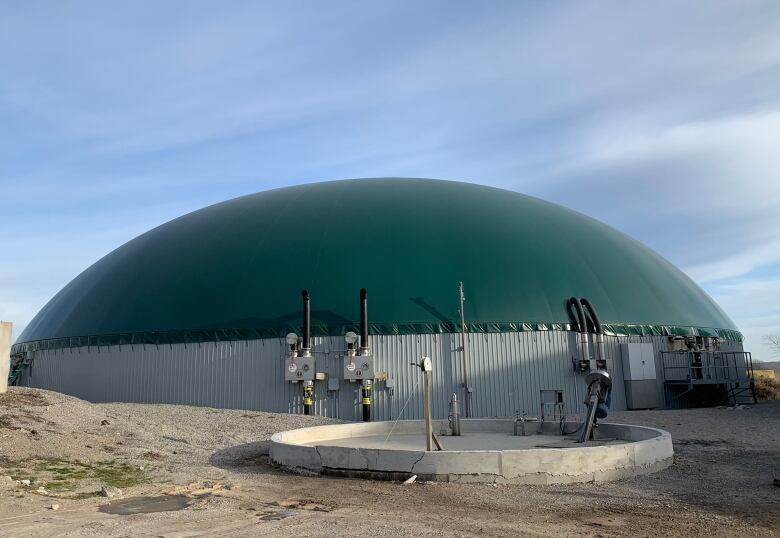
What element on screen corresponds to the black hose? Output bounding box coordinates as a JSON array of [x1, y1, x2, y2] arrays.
[[567, 297, 586, 334], [301, 289, 311, 350], [560, 414, 585, 436], [580, 298, 602, 334], [566, 298, 579, 331]]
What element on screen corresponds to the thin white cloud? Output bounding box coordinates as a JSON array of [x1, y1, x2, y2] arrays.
[[707, 275, 780, 361], [2, 1, 780, 353]]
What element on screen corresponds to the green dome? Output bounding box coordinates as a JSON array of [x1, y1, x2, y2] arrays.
[[16, 178, 740, 350]]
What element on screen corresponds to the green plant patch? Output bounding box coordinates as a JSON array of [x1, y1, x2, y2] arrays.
[[27, 458, 148, 493]]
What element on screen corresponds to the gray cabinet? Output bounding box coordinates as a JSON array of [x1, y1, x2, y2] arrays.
[[620, 343, 658, 409]]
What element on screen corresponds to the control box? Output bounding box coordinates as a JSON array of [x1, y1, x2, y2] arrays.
[[285, 355, 316, 382], [620, 343, 658, 409], [343, 354, 374, 382]]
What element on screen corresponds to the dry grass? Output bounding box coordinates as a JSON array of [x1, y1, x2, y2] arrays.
[[755, 377, 780, 401]]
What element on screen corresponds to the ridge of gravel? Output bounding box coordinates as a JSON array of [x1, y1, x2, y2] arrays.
[[0, 387, 777, 537]]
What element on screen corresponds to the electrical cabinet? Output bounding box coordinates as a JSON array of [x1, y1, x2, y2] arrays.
[[285, 356, 316, 382], [343, 354, 375, 382], [620, 343, 658, 409]]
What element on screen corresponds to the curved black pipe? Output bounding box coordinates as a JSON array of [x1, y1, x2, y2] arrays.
[[567, 297, 586, 334], [584, 315, 596, 334], [581, 297, 606, 366], [566, 298, 580, 332], [359, 288, 368, 351], [580, 298, 602, 334], [301, 289, 311, 350]]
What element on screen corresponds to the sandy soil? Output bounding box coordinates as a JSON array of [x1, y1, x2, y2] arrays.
[[0, 387, 777, 537]]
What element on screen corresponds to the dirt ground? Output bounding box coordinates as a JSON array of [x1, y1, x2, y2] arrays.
[[0, 387, 777, 537]]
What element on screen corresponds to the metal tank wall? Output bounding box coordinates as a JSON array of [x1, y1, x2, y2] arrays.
[[17, 332, 744, 419]]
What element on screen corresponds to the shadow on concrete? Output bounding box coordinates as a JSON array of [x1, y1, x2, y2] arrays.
[[209, 441, 282, 475]]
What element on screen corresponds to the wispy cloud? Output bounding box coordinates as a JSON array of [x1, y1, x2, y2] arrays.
[[2, 1, 780, 359]]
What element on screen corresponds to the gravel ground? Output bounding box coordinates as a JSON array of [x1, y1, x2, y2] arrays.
[[0, 387, 777, 537]]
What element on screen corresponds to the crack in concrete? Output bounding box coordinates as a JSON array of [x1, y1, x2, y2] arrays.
[[313, 445, 324, 467], [409, 451, 426, 473]]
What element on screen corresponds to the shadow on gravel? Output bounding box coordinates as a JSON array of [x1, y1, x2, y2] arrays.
[[209, 441, 282, 475], [99, 495, 190, 515]]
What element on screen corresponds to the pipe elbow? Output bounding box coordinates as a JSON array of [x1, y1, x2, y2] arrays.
[[567, 297, 587, 334], [580, 297, 602, 334]]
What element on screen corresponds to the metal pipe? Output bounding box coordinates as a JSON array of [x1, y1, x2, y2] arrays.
[[568, 297, 590, 365], [581, 298, 605, 366], [303, 380, 314, 415], [449, 393, 461, 436], [361, 380, 372, 422], [359, 288, 369, 355], [578, 370, 611, 443], [301, 289, 311, 355], [423, 369, 432, 450], [578, 383, 599, 443], [458, 282, 471, 417], [513, 411, 525, 436]]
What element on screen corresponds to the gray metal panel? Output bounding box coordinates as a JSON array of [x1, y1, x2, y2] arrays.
[[625, 379, 659, 409], [620, 343, 656, 380], [18, 332, 744, 419]]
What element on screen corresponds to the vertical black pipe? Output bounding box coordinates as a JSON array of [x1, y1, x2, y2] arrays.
[[359, 288, 368, 352], [362, 389, 371, 422], [301, 289, 311, 351]]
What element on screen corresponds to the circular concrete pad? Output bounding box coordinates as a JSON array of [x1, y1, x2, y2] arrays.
[[270, 418, 673, 484]]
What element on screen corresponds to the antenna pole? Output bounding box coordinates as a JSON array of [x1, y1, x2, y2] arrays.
[[458, 282, 472, 417]]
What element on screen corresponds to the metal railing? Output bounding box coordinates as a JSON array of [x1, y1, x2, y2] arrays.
[[661, 351, 754, 384]]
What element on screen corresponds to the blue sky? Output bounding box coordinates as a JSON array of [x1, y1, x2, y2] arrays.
[[2, 1, 779, 360]]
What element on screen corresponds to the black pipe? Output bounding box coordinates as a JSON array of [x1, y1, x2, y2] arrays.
[[569, 296, 591, 369], [301, 289, 311, 351], [581, 297, 606, 367], [585, 315, 596, 334], [359, 288, 368, 352], [567, 297, 586, 334], [580, 298, 602, 334], [361, 382, 372, 422], [566, 298, 580, 331]]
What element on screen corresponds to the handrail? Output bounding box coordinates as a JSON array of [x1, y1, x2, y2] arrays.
[[660, 351, 754, 383]]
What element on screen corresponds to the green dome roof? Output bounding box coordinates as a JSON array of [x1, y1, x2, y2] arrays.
[[16, 178, 740, 351]]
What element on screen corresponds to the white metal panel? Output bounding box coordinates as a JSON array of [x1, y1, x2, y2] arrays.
[[621, 343, 655, 381], [642, 344, 657, 380]]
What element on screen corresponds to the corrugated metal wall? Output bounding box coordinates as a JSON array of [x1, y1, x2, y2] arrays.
[[18, 332, 744, 419]]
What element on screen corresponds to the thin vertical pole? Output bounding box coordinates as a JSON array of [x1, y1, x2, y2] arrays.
[[423, 369, 432, 451], [458, 282, 471, 417]]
